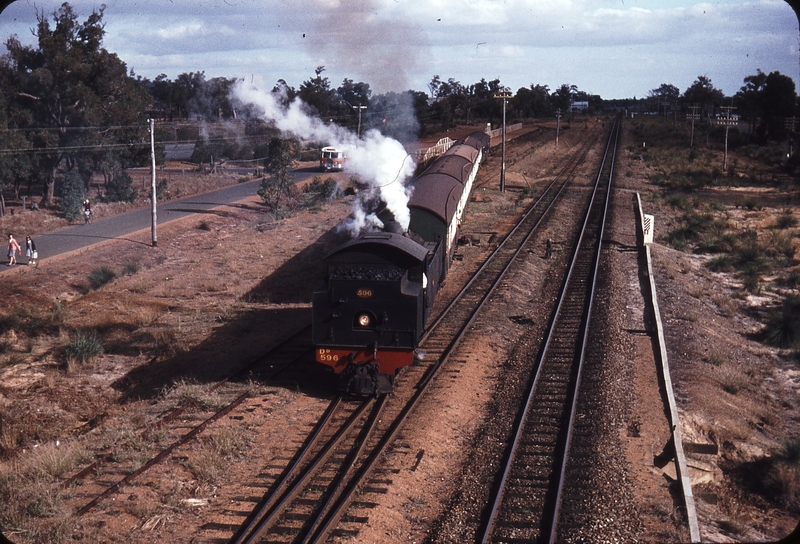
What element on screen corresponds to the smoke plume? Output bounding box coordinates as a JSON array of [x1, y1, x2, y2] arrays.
[[232, 79, 416, 236]]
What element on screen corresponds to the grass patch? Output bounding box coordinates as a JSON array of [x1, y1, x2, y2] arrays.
[[760, 295, 800, 350], [726, 437, 800, 510], [122, 261, 140, 275], [666, 210, 730, 252], [64, 330, 103, 370], [0, 440, 94, 542], [771, 209, 797, 230], [185, 426, 251, 485], [704, 352, 725, 366], [87, 266, 116, 289], [0, 303, 68, 338], [718, 363, 748, 394]]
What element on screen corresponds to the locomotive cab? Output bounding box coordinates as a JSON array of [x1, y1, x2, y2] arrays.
[[312, 233, 431, 394]]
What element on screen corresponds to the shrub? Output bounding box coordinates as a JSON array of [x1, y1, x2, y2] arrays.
[[303, 176, 339, 199], [740, 196, 763, 211], [719, 364, 747, 394], [64, 331, 103, 368], [761, 295, 800, 349], [122, 262, 140, 275], [58, 171, 86, 222], [88, 266, 116, 289], [106, 171, 139, 203], [772, 209, 797, 230], [156, 178, 169, 200], [663, 192, 689, 210], [782, 437, 800, 464]]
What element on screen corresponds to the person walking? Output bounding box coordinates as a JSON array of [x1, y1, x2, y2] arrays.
[[25, 235, 37, 265], [7, 234, 21, 265]]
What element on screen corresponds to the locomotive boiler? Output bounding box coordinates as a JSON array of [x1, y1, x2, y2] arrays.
[[312, 131, 491, 395]]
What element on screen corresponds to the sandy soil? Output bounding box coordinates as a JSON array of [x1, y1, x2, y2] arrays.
[[0, 120, 797, 543]]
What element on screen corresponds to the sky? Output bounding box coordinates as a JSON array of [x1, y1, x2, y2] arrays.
[[0, 0, 798, 100]]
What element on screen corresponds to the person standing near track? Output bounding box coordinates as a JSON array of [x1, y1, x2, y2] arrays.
[[7, 234, 20, 265]]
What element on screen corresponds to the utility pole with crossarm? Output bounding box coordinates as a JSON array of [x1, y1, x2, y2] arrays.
[[494, 88, 513, 192]]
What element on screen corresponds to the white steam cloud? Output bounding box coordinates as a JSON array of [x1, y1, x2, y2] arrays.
[[233, 79, 416, 237]]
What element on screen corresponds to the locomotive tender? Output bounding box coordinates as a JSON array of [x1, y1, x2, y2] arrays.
[[312, 131, 491, 395]]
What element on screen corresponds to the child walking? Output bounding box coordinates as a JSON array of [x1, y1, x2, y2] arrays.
[[7, 234, 20, 265], [25, 236, 37, 265]]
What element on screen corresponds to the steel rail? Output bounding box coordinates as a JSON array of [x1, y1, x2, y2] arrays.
[[480, 115, 621, 543], [230, 397, 377, 544], [549, 117, 620, 543], [421, 129, 599, 344], [68, 325, 312, 514], [301, 129, 607, 543], [228, 394, 345, 543]]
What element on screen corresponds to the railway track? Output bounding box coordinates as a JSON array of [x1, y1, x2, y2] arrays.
[[479, 115, 621, 544], [223, 123, 610, 543], [61, 325, 313, 517]]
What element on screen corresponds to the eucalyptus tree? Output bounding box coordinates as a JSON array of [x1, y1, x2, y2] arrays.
[[648, 83, 681, 115], [299, 66, 337, 119], [513, 84, 552, 119], [0, 90, 32, 216], [552, 84, 578, 114], [682, 76, 725, 119], [258, 137, 299, 214], [0, 3, 150, 205]]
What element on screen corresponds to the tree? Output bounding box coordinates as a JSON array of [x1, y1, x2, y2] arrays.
[[368, 90, 422, 142], [735, 70, 797, 141], [0, 91, 31, 216], [736, 70, 768, 137], [299, 66, 336, 119], [0, 3, 150, 205], [761, 71, 797, 140], [336, 79, 372, 133], [468, 78, 502, 122], [59, 170, 86, 222], [649, 83, 680, 115], [271, 79, 297, 107], [649, 83, 680, 100], [258, 137, 299, 213], [683, 76, 725, 118], [513, 84, 552, 118], [552, 84, 577, 113], [106, 171, 138, 203]]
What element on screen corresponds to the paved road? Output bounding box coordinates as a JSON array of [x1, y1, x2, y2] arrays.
[[11, 167, 321, 265]]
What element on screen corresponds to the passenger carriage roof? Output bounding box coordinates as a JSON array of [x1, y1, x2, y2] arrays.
[[444, 144, 479, 164], [408, 174, 464, 224], [456, 132, 490, 151], [420, 154, 473, 185]]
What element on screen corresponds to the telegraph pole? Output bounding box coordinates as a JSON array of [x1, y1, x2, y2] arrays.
[[716, 105, 738, 171], [784, 116, 798, 158], [342, 100, 367, 138], [149, 118, 158, 247], [687, 104, 700, 148], [555, 109, 562, 147], [494, 87, 513, 192], [354, 104, 367, 138]]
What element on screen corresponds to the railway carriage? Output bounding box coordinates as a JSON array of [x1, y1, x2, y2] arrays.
[[312, 131, 490, 394]]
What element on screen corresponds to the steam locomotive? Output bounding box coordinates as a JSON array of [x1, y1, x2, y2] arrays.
[[312, 131, 491, 395]]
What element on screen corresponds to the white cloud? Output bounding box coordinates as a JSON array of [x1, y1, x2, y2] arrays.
[[155, 22, 206, 40], [1, 0, 797, 98]]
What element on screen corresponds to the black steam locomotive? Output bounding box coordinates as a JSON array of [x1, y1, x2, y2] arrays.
[[312, 131, 491, 395]]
